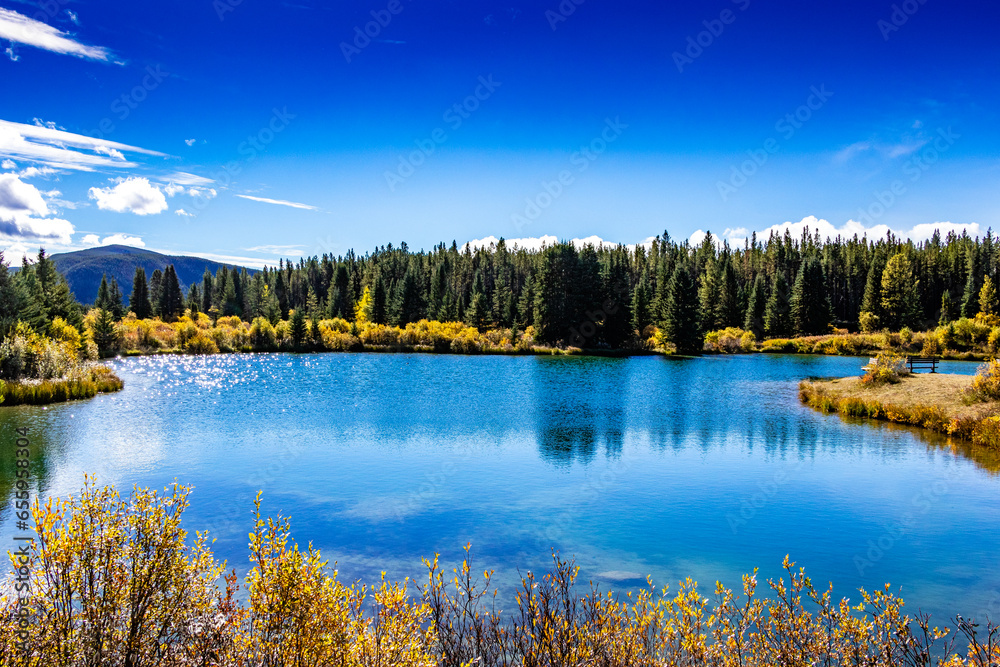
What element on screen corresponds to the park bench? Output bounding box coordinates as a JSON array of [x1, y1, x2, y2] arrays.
[[906, 356, 939, 373]]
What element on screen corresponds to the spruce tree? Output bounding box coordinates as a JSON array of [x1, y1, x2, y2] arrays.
[[92, 308, 119, 357], [96, 275, 110, 310], [764, 272, 791, 338], [149, 269, 163, 316], [371, 274, 387, 324], [533, 243, 580, 344], [518, 274, 534, 328], [663, 265, 701, 355], [744, 273, 767, 337], [632, 274, 651, 335], [939, 290, 954, 326], [961, 249, 981, 318], [201, 268, 213, 313], [187, 284, 201, 315], [697, 260, 721, 332], [791, 257, 831, 335], [0, 252, 19, 335], [290, 307, 307, 348], [429, 263, 447, 321], [108, 279, 125, 319], [130, 267, 152, 319], [880, 253, 918, 330], [465, 270, 487, 330]]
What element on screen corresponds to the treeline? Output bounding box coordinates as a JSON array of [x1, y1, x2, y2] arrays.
[[6, 226, 999, 355]]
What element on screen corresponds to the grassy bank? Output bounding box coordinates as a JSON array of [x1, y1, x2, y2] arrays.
[[0, 365, 123, 406], [3, 480, 997, 666], [799, 372, 1000, 449]]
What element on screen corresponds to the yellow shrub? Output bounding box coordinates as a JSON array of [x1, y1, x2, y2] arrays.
[[969, 358, 1000, 401], [861, 351, 909, 386], [185, 331, 220, 355]]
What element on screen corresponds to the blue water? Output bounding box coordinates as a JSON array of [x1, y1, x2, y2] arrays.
[[1, 353, 998, 623]]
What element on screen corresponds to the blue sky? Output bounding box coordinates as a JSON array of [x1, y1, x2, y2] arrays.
[[1, 0, 998, 267]]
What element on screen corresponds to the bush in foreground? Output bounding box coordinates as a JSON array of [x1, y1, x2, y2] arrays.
[[861, 351, 910, 387], [3, 481, 998, 666]]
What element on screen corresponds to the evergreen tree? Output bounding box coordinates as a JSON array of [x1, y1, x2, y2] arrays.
[[371, 274, 387, 325], [149, 269, 163, 316], [600, 252, 632, 348], [719, 260, 741, 327], [0, 252, 19, 336], [517, 274, 534, 328], [663, 265, 701, 355], [939, 290, 954, 326], [157, 266, 184, 320], [632, 274, 651, 335], [92, 308, 119, 357], [764, 272, 791, 338], [222, 272, 238, 316], [880, 253, 918, 330], [697, 260, 721, 332], [390, 266, 422, 326], [201, 268, 213, 313], [290, 307, 307, 348], [96, 275, 110, 310], [108, 279, 125, 319], [533, 243, 580, 344], [744, 273, 767, 337], [790, 258, 831, 335], [962, 249, 981, 318], [429, 263, 447, 322], [130, 267, 152, 319], [187, 284, 201, 315], [465, 270, 487, 330]]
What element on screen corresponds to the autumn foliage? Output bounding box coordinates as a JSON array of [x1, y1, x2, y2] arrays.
[[2, 481, 998, 666]]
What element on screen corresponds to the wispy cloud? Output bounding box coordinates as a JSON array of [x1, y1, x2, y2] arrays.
[[82, 232, 145, 248], [245, 244, 305, 256], [0, 118, 165, 172], [235, 194, 317, 210], [0, 8, 114, 61]]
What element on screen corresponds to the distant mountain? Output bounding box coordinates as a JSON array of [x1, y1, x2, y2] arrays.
[[48, 245, 256, 306]]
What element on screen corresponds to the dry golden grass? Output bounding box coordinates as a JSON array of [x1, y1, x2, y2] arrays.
[[808, 372, 987, 420]]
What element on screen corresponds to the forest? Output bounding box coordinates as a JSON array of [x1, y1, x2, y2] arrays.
[[1, 225, 998, 363]]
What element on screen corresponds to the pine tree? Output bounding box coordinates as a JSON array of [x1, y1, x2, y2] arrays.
[[663, 265, 701, 355], [149, 269, 163, 316], [108, 279, 125, 319], [791, 257, 831, 335], [92, 308, 120, 357], [390, 267, 422, 326], [187, 283, 201, 315], [697, 260, 721, 332], [201, 268, 213, 313], [600, 252, 632, 348], [290, 308, 307, 349], [719, 260, 741, 327], [0, 251, 19, 336], [632, 274, 651, 334], [130, 267, 152, 319], [533, 243, 580, 344], [222, 272, 238, 316], [371, 274, 387, 325], [880, 253, 918, 330], [764, 272, 791, 338], [517, 274, 534, 328], [939, 290, 954, 326], [158, 266, 184, 320], [744, 273, 767, 337], [465, 270, 487, 330], [429, 263, 447, 321], [962, 249, 981, 318], [96, 275, 110, 310]]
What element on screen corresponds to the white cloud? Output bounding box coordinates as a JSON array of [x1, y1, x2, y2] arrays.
[[94, 145, 126, 161], [235, 194, 317, 210], [0, 8, 113, 61], [690, 216, 984, 248], [5, 46, 18, 62], [100, 233, 145, 248], [245, 244, 305, 256], [0, 173, 73, 243], [164, 183, 185, 197], [175, 209, 193, 217], [160, 171, 213, 186], [1, 159, 14, 170], [79, 232, 145, 248], [184, 139, 196, 147], [17, 166, 57, 179], [66, 10, 79, 25], [464, 234, 640, 252], [0, 118, 165, 172], [88, 177, 168, 215]]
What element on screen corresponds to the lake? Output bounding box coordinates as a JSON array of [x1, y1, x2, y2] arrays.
[[2, 353, 998, 623]]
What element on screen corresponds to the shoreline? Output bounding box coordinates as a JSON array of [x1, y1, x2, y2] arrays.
[[799, 373, 1000, 450]]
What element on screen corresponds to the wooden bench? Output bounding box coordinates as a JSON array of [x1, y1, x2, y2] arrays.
[[906, 356, 939, 373]]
